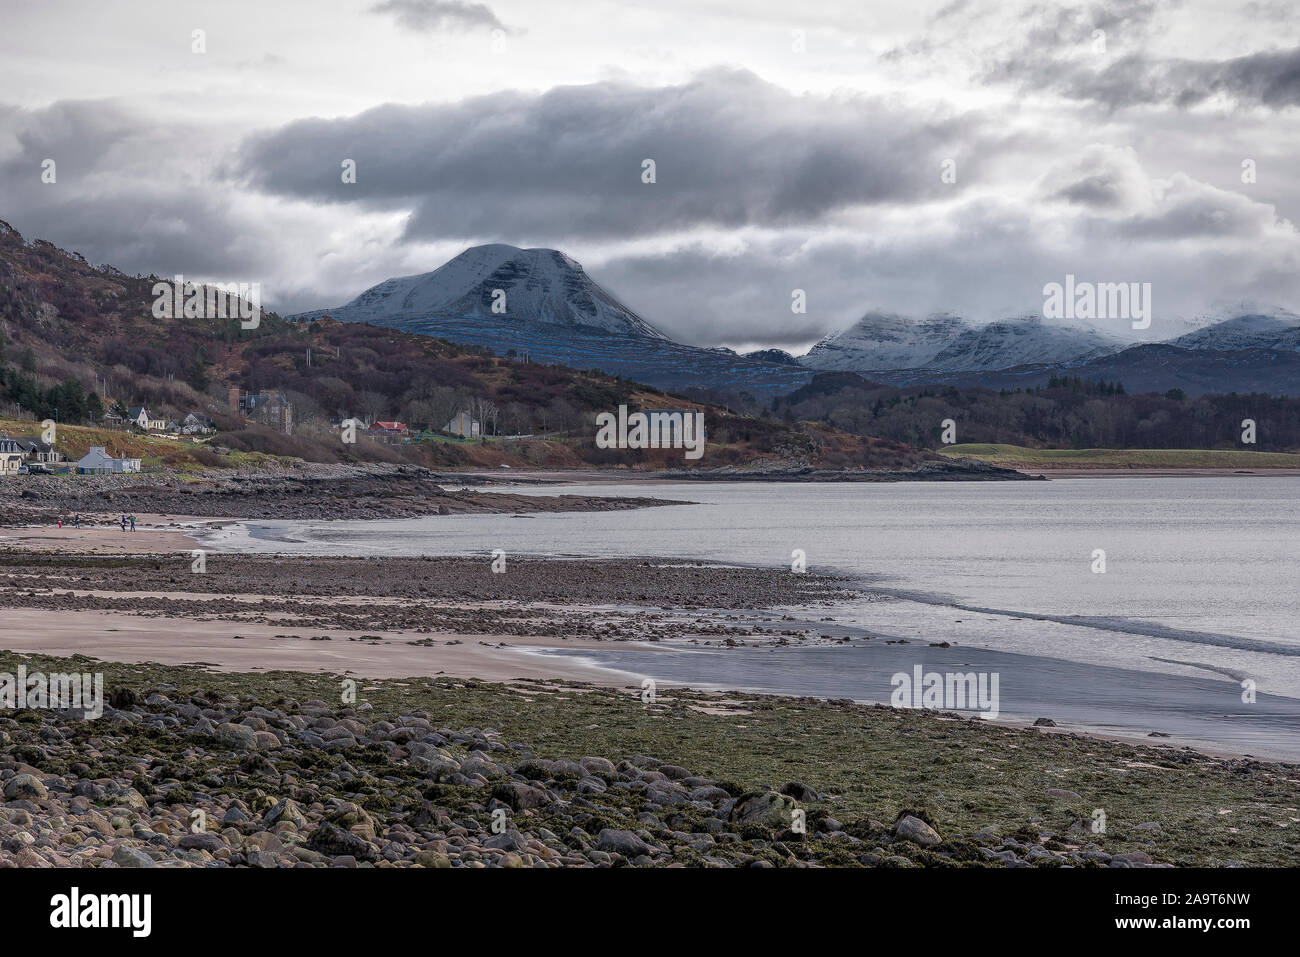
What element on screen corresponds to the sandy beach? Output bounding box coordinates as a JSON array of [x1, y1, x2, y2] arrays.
[[0, 515, 214, 553], [0, 605, 640, 683], [2, 540, 1295, 760], [0, 546, 852, 683]]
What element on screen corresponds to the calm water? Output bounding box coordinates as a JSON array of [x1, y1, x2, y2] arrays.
[[204, 477, 1300, 755]]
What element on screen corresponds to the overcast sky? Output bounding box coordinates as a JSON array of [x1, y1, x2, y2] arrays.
[[1, 0, 1297, 352]]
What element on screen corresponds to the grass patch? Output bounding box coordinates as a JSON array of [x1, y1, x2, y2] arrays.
[[939, 444, 1300, 469]]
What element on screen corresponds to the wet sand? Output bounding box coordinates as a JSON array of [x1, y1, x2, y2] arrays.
[[3, 545, 1294, 762], [541, 638, 1300, 761], [0, 515, 212, 553], [0, 550, 847, 687], [0, 605, 641, 684]]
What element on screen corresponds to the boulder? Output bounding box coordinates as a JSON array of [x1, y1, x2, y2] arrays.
[[894, 814, 942, 847]]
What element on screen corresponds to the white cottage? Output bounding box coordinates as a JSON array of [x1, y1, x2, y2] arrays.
[[443, 412, 481, 438], [76, 446, 141, 474]]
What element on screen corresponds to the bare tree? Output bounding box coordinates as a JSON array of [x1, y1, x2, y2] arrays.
[[549, 398, 577, 434], [356, 390, 387, 426], [468, 395, 499, 437], [427, 387, 465, 434], [502, 401, 531, 436]]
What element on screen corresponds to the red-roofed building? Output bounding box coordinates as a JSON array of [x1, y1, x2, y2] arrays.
[[363, 421, 411, 444]]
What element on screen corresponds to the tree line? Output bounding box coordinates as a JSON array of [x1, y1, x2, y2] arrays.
[[765, 373, 1300, 451]]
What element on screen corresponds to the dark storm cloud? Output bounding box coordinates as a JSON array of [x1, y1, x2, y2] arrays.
[[982, 0, 1300, 109], [1018, 47, 1300, 110], [229, 69, 980, 241], [370, 0, 511, 33], [0, 100, 149, 182], [0, 100, 292, 285], [1188, 47, 1300, 108]]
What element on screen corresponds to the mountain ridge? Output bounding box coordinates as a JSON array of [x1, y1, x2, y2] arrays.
[[295, 244, 671, 341], [291, 244, 815, 397]]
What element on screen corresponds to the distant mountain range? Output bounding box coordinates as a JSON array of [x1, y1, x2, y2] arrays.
[[292, 246, 1300, 397], [799, 312, 1126, 373], [293, 245, 813, 397]]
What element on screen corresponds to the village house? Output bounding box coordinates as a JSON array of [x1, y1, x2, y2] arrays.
[[180, 412, 216, 435], [125, 406, 167, 432], [228, 387, 293, 434], [444, 411, 481, 438], [75, 446, 141, 474], [363, 420, 411, 444], [0, 437, 24, 475], [11, 437, 66, 464]]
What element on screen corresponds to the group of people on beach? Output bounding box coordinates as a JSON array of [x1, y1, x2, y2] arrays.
[[55, 514, 135, 531]]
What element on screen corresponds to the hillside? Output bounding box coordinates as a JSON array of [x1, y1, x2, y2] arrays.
[[764, 372, 1300, 454], [0, 221, 952, 474]]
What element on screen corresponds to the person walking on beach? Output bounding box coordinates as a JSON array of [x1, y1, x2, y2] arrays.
[[120, 514, 127, 533], [73, 513, 81, 528], [129, 515, 136, 532]]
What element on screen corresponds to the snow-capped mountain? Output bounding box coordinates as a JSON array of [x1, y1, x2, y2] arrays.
[[929, 316, 1124, 370], [295, 244, 670, 341], [292, 244, 1299, 396], [290, 245, 814, 397], [1170, 310, 1300, 352], [800, 312, 1123, 373], [800, 313, 969, 371]]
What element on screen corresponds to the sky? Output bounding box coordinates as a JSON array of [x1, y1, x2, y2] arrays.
[[1, 0, 1297, 353]]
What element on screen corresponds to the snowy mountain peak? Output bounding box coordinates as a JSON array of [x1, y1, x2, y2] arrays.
[[295, 244, 669, 340], [800, 310, 1125, 373], [1171, 309, 1300, 352], [800, 311, 970, 372]]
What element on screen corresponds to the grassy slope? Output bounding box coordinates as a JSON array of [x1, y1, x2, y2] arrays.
[[939, 444, 1300, 469], [0, 416, 217, 470]]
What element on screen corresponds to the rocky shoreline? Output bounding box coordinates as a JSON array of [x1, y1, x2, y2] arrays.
[[0, 654, 1191, 869], [0, 459, 1042, 529], [0, 554, 857, 645], [0, 463, 682, 523]]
